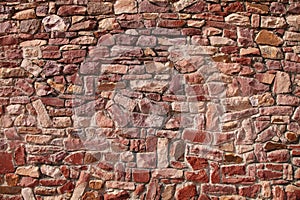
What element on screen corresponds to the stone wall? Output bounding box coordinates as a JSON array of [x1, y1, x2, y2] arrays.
[[1, 0, 300, 199]]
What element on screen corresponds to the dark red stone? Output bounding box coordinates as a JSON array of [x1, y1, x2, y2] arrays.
[[0, 152, 14, 174]]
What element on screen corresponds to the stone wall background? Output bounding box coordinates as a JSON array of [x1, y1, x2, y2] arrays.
[[1, 0, 300, 199]]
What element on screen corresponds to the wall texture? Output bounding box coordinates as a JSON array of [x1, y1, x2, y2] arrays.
[[1, 0, 300, 199]]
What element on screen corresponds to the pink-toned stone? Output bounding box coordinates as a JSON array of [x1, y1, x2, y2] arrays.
[[225, 14, 250, 26], [114, 0, 137, 14], [261, 16, 286, 29], [16, 166, 40, 178], [13, 9, 36, 20], [57, 5, 86, 16], [273, 71, 291, 94]]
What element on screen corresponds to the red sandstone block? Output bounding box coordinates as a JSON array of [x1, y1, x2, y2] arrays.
[[0, 152, 14, 174], [222, 165, 246, 176], [239, 184, 261, 198], [57, 5, 86, 16], [132, 169, 150, 183], [257, 169, 282, 180], [0, 35, 18, 46], [186, 156, 208, 170], [185, 170, 209, 183], [158, 20, 186, 28], [63, 152, 84, 165], [201, 184, 236, 195], [176, 184, 197, 200]]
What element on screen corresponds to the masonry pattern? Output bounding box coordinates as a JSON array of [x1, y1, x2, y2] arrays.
[[1, 0, 300, 199]]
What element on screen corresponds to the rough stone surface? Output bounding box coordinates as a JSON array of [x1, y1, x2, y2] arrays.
[[255, 30, 283, 46], [114, 0, 137, 14], [0, 1, 300, 199], [225, 14, 250, 26]]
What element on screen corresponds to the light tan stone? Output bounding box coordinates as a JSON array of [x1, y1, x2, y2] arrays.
[[283, 31, 300, 41], [210, 36, 236, 46], [114, 0, 137, 14], [273, 71, 291, 94], [225, 14, 250, 26], [187, 20, 205, 28], [13, 9, 36, 20], [240, 48, 260, 56], [98, 18, 119, 31], [261, 16, 286, 28], [174, 0, 198, 12], [32, 99, 52, 128], [16, 166, 40, 178], [259, 46, 283, 59], [287, 15, 300, 30], [20, 40, 47, 47]]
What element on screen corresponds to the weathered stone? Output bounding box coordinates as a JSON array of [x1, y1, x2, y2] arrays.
[[32, 99, 52, 128], [20, 40, 47, 47], [132, 169, 150, 183], [255, 30, 283, 46], [287, 3, 300, 14], [136, 153, 156, 168], [95, 111, 113, 128], [0, 68, 28, 78], [261, 16, 286, 29], [176, 184, 197, 199], [264, 142, 286, 151], [246, 2, 269, 14], [267, 149, 290, 162], [174, 0, 198, 12], [89, 180, 104, 190], [283, 31, 300, 41], [158, 20, 186, 28], [273, 71, 291, 94], [42, 15, 66, 32], [137, 35, 157, 47], [70, 36, 96, 45], [87, 2, 113, 15], [157, 138, 169, 168], [130, 80, 168, 94], [270, 2, 286, 14], [104, 191, 130, 200], [57, 5, 86, 16], [69, 20, 96, 31], [225, 14, 250, 26], [106, 181, 135, 190], [259, 46, 283, 60], [20, 19, 40, 34], [40, 165, 62, 178], [0, 152, 14, 174], [0, 186, 21, 194], [240, 47, 260, 56], [114, 0, 137, 14], [111, 45, 143, 57], [139, 0, 169, 13], [70, 172, 89, 200], [53, 117, 72, 128], [286, 15, 300, 30], [285, 132, 298, 143], [21, 188, 36, 200], [13, 9, 36, 20], [0, 35, 18, 46], [16, 166, 40, 178], [210, 36, 236, 46], [161, 184, 175, 200]]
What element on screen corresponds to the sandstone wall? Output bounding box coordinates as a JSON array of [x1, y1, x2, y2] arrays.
[[1, 0, 300, 199]]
